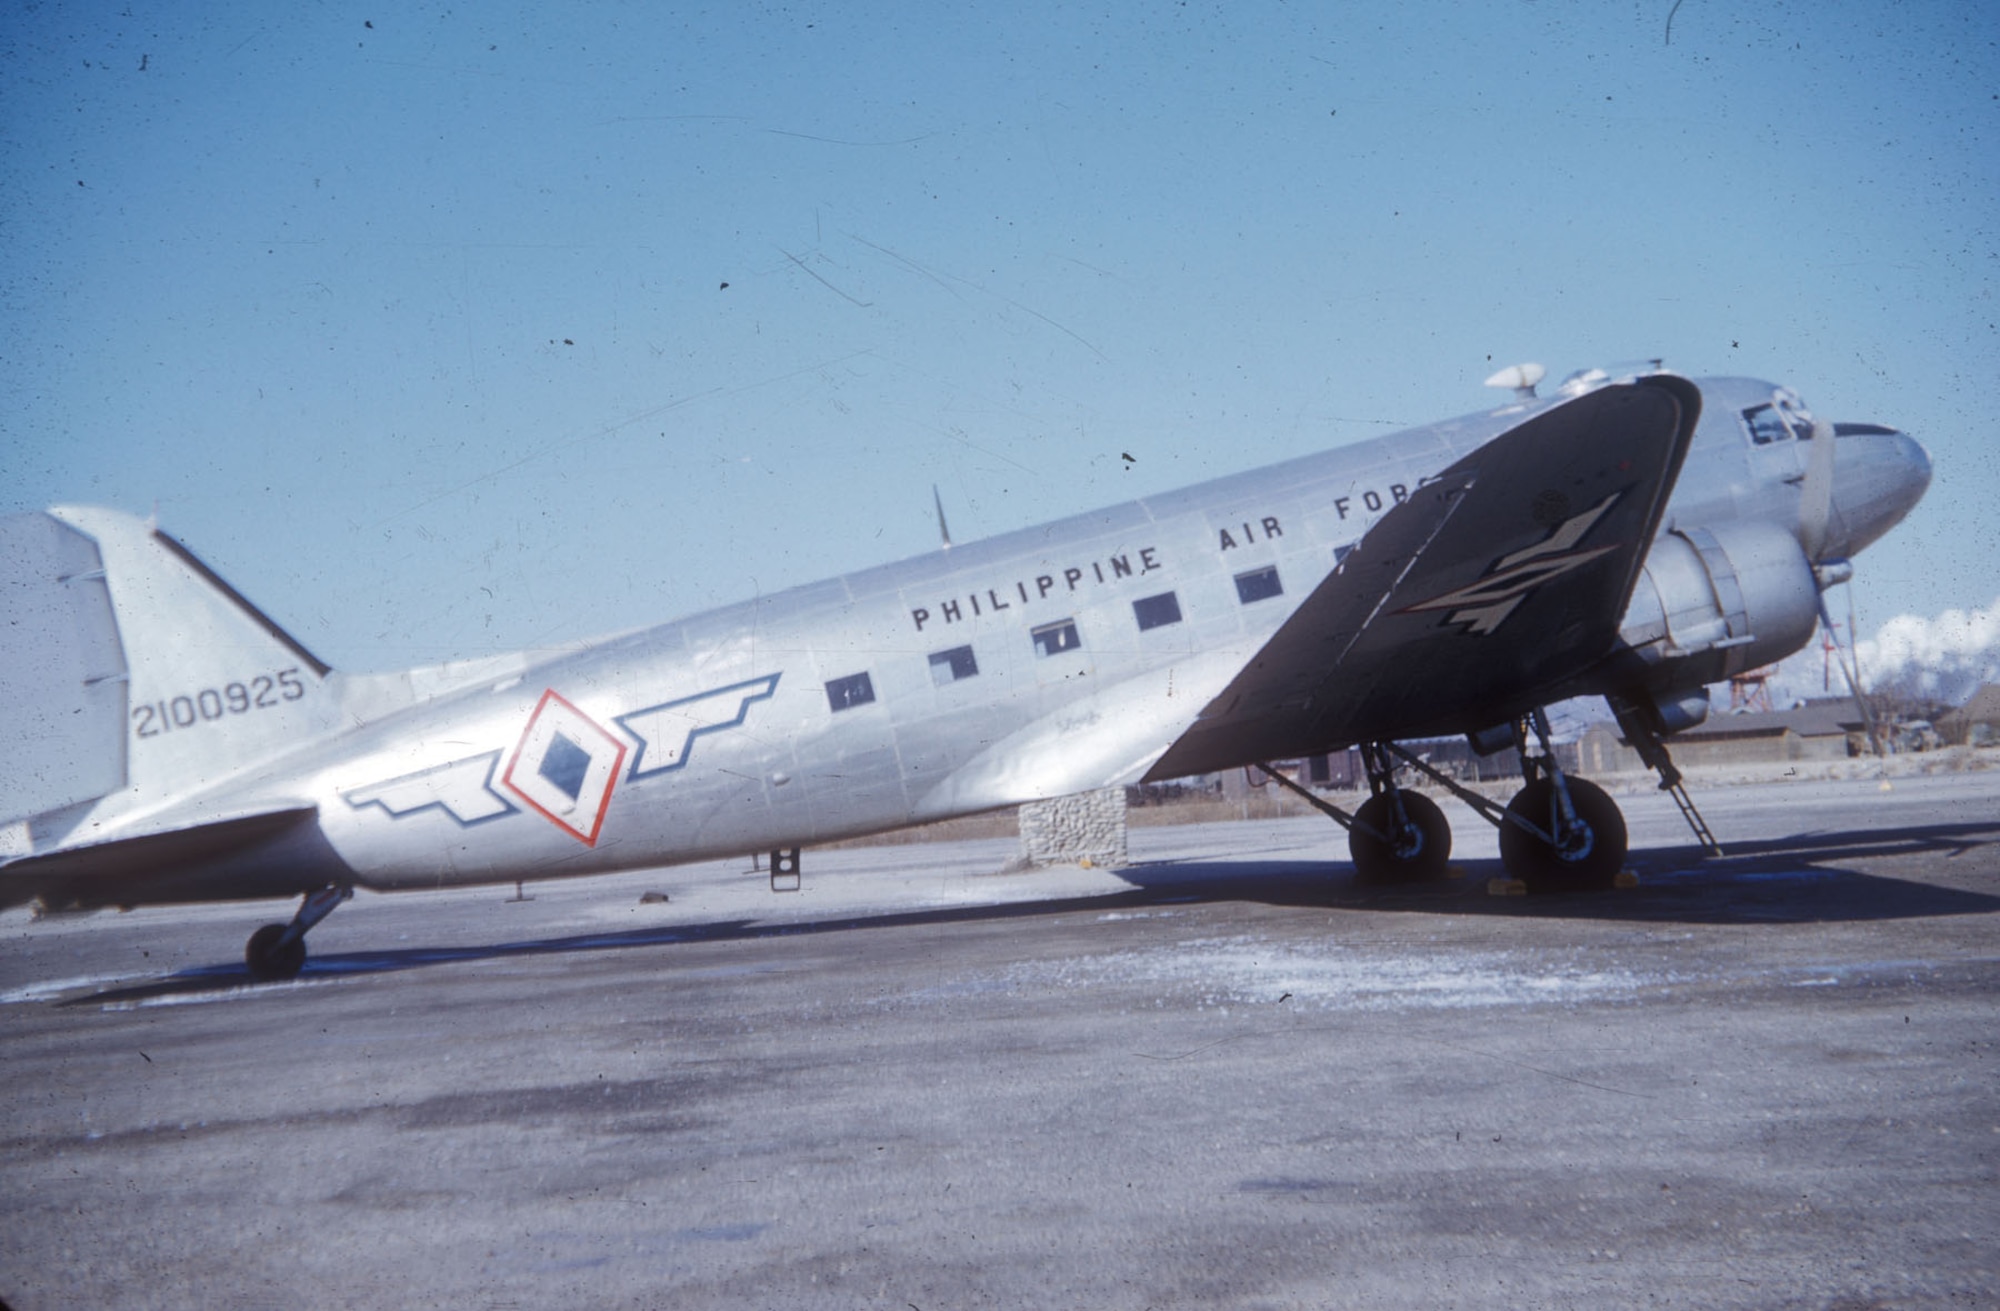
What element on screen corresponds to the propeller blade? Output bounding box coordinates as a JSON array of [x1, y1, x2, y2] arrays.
[[1798, 417, 1836, 560], [1817, 591, 1884, 759]]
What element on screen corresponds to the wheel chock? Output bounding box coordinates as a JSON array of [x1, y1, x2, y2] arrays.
[[1487, 877, 1528, 896], [1445, 864, 1467, 880], [1614, 870, 1641, 889]]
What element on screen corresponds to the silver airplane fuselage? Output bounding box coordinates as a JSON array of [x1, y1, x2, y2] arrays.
[[4, 368, 1931, 929]]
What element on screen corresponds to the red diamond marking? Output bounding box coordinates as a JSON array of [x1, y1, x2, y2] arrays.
[[501, 689, 628, 846]]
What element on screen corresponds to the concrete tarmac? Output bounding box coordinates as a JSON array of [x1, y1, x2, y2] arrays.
[[3, 771, 1997, 1309]]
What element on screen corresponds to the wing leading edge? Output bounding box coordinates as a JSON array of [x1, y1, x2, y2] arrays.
[[1145, 374, 1702, 780]]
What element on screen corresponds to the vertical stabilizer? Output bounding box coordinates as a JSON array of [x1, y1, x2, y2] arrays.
[[23, 507, 343, 835]]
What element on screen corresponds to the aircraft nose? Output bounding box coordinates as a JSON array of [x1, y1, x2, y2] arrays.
[[1898, 428, 1932, 499], [1833, 423, 1932, 555], [1875, 427, 1932, 525]]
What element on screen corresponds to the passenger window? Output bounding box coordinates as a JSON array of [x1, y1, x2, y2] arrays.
[[1031, 619, 1081, 657], [1235, 565, 1283, 604], [824, 671, 875, 711], [1132, 592, 1182, 631], [928, 645, 978, 686], [1741, 405, 1793, 446]]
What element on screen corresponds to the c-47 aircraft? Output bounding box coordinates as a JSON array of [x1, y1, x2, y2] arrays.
[[1, 364, 1930, 979]]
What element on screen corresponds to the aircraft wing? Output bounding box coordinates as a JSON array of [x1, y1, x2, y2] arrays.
[[1145, 374, 1702, 780]]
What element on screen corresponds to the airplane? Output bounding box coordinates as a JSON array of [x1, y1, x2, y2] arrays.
[[0, 363, 1932, 980]]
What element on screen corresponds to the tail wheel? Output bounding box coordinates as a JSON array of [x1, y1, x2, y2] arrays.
[[1349, 790, 1452, 882], [245, 923, 306, 981], [1499, 777, 1627, 892]]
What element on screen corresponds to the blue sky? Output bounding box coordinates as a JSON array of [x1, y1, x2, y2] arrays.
[[5, 1, 1995, 680]]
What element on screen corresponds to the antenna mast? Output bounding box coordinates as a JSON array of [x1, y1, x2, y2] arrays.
[[932, 485, 953, 551]]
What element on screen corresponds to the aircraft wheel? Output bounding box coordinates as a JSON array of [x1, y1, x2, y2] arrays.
[[245, 924, 306, 981], [1499, 777, 1627, 892], [1349, 791, 1452, 882]]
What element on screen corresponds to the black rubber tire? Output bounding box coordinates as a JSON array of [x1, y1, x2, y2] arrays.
[[1498, 777, 1627, 893], [1349, 790, 1452, 882], [245, 923, 307, 981]]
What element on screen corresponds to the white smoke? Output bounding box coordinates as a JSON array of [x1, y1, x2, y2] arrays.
[[1855, 596, 2000, 703]]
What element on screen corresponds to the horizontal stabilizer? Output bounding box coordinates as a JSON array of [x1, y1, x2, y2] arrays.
[[0, 807, 350, 911]]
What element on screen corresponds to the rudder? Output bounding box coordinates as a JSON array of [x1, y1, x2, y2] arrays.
[[0, 511, 129, 825]]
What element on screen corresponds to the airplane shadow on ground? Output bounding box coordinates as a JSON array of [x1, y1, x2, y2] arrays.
[[65, 817, 2000, 1007], [1133, 816, 2000, 925]]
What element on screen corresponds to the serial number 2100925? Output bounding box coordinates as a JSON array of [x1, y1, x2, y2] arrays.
[[132, 668, 308, 739]]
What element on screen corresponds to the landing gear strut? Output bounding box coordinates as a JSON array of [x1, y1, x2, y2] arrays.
[[245, 884, 351, 982], [1606, 692, 1723, 857]]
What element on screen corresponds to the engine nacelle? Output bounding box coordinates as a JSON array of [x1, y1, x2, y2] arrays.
[[1619, 520, 1822, 685]]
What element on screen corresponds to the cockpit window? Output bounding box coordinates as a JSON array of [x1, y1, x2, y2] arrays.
[[1742, 404, 1793, 445], [1774, 388, 1817, 440], [1742, 389, 1818, 445]]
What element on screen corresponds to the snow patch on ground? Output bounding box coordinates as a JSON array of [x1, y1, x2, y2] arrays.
[[925, 935, 1652, 1012], [0, 973, 145, 1004]]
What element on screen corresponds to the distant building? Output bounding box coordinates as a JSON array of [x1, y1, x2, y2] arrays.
[[1577, 722, 1643, 774], [1579, 702, 1860, 771], [1938, 685, 2000, 746]]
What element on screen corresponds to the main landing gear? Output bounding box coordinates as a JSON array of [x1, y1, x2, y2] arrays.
[[1412, 708, 1628, 892], [1256, 744, 1451, 884], [1268, 702, 1710, 893], [1492, 711, 1628, 892], [1345, 742, 1452, 882], [244, 884, 352, 982]]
